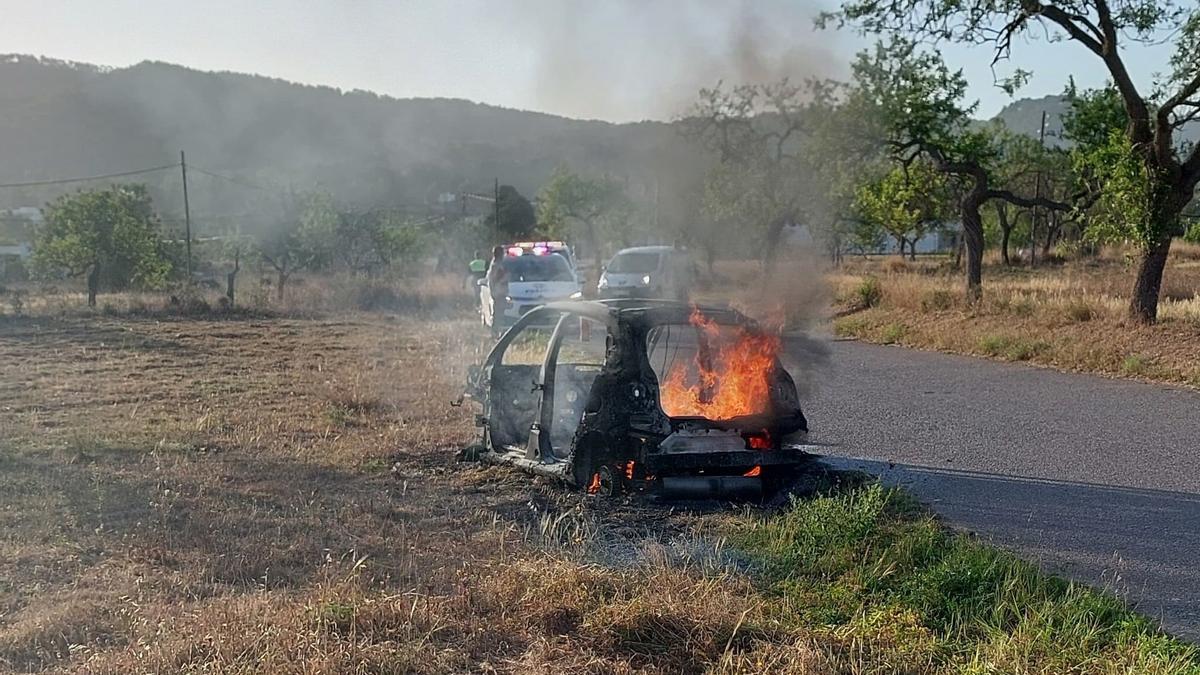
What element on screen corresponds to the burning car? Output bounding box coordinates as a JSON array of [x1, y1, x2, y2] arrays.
[[457, 299, 816, 498]]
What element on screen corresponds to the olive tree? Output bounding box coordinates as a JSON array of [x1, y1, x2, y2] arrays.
[[824, 0, 1200, 322], [32, 184, 171, 307], [845, 41, 1070, 299]]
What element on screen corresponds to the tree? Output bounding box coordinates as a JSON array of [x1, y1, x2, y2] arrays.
[[258, 192, 335, 301], [824, 0, 1200, 322], [855, 161, 953, 259], [844, 41, 1070, 299], [683, 80, 830, 266], [32, 185, 171, 307], [486, 185, 536, 241], [333, 208, 426, 277], [536, 168, 632, 272]]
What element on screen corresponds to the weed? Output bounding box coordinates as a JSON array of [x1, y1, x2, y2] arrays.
[[1005, 338, 1049, 361], [1122, 354, 1152, 375], [977, 334, 1011, 356], [920, 289, 955, 312], [854, 276, 883, 309], [880, 322, 907, 345], [1064, 300, 1095, 322], [833, 316, 870, 338]]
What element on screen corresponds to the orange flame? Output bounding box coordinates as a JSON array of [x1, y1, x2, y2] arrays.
[[743, 465, 762, 477], [624, 461, 636, 480], [587, 473, 601, 495], [659, 307, 780, 421], [747, 433, 772, 450]]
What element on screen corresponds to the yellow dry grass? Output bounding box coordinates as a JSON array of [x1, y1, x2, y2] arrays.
[[831, 244, 1200, 386]]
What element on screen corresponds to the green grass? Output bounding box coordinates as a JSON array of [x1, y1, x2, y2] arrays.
[[880, 322, 908, 345], [1121, 354, 1152, 376], [736, 484, 1200, 673], [977, 334, 1049, 361]]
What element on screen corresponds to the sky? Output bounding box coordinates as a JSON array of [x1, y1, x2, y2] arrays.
[[0, 0, 1177, 123]]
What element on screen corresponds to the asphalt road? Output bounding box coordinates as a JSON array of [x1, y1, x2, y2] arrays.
[[784, 338, 1200, 639]]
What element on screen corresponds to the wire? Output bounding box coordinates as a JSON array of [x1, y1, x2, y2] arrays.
[[0, 163, 178, 188], [188, 166, 275, 192]]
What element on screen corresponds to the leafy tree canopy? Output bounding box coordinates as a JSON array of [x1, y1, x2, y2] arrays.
[[32, 184, 171, 299], [487, 185, 536, 241]]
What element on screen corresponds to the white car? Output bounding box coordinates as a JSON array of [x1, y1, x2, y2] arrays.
[[598, 246, 692, 301], [479, 249, 582, 335]]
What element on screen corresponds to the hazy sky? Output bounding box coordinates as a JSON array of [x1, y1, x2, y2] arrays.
[[1, 0, 1175, 122]]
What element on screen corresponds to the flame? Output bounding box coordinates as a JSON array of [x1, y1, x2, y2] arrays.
[[587, 473, 601, 495], [658, 307, 780, 421], [624, 461, 636, 480], [747, 433, 772, 450], [743, 465, 762, 477]]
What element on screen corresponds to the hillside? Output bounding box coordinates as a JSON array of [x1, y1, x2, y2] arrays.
[[0, 55, 698, 232], [2, 54, 1192, 237]]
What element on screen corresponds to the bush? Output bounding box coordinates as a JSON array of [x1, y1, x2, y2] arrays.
[[880, 323, 907, 345], [1184, 221, 1200, 244], [854, 276, 883, 309], [1064, 301, 1095, 322], [1121, 354, 1151, 375], [978, 334, 1048, 361], [920, 289, 955, 312]]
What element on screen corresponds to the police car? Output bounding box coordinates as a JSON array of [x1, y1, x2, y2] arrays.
[[478, 241, 583, 334]]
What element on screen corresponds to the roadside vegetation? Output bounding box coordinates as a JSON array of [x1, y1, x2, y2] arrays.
[[1, 308, 1194, 674], [830, 244, 1200, 387]]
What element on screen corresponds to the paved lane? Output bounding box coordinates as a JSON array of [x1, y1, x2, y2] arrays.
[[785, 339, 1200, 638]]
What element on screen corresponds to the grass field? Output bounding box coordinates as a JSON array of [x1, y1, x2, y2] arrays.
[[2, 299, 1197, 673], [829, 243, 1200, 387]]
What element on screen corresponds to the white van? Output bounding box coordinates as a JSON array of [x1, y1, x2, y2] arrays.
[[597, 246, 692, 301]]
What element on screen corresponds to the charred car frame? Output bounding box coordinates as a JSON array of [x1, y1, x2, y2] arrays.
[[458, 299, 816, 498]]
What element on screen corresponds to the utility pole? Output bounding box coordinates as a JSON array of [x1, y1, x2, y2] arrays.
[[180, 150, 193, 281], [1030, 110, 1047, 268], [493, 177, 500, 243]]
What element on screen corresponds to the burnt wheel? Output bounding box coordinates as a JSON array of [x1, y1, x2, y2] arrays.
[[590, 464, 622, 497]]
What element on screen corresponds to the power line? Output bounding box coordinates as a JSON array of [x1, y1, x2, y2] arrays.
[[0, 163, 178, 189], [188, 165, 275, 192]]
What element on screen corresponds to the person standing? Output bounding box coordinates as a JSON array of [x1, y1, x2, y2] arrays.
[[486, 245, 509, 323]]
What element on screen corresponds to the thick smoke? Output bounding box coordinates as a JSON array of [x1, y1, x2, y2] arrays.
[[492, 0, 848, 122]]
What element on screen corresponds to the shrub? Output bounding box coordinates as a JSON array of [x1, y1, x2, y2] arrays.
[[854, 276, 883, 309], [1064, 301, 1095, 322], [1121, 354, 1151, 376], [920, 289, 955, 312], [880, 323, 907, 345], [978, 334, 1010, 356], [834, 316, 870, 337], [1005, 339, 1049, 361]]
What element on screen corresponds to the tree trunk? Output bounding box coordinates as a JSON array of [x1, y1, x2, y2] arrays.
[[1042, 211, 1062, 257], [909, 238, 917, 261], [996, 202, 1011, 266], [762, 216, 788, 270], [276, 270, 288, 301], [226, 251, 240, 306], [961, 193, 986, 303], [1129, 237, 1171, 324], [86, 262, 100, 308], [895, 237, 906, 258]]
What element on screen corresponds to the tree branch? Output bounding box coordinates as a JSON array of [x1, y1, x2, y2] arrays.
[[985, 188, 1071, 211]]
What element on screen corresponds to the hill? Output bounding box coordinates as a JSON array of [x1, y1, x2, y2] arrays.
[[0, 55, 699, 233]]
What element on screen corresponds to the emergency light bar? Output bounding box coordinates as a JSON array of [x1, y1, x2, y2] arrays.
[[505, 241, 567, 257]]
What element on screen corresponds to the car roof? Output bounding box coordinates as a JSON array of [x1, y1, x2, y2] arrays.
[[537, 299, 752, 327], [612, 245, 678, 256]]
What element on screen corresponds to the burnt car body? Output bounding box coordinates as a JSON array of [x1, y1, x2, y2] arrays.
[[459, 299, 816, 497]]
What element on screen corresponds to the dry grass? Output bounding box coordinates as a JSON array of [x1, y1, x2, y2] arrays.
[[831, 245, 1200, 386], [0, 272, 475, 319], [0, 311, 808, 674], [2, 288, 1194, 673]]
